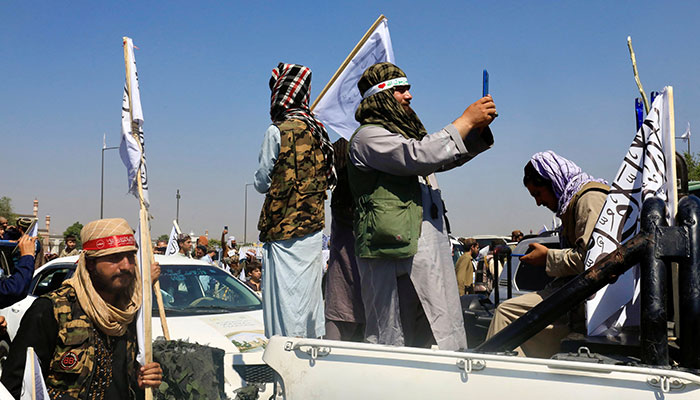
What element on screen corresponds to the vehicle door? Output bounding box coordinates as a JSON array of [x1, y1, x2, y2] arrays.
[[1, 264, 75, 340]]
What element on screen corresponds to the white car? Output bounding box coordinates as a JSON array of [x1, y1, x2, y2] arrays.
[[0, 254, 273, 398]]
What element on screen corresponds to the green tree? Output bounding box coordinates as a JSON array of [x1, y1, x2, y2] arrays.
[[684, 152, 700, 181], [63, 222, 84, 247], [157, 234, 169, 242], [208, 238, 221, 249], [0, 196, 17, 224]]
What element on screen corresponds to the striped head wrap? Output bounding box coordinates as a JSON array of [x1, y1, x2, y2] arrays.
[[355, 62, 427, 140], [269, 62, 336, 188], [530, 151, 608, 217]]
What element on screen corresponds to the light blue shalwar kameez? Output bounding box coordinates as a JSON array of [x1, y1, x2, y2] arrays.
[[255, 125, 326, 338]]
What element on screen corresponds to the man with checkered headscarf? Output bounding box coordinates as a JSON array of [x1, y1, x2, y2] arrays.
[[2, 218, 162, 399], [254, 63, 334, 338], [348, 62, 497, 350]]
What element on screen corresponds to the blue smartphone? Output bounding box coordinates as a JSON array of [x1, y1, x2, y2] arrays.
[[482, 69, 489, 97], [634, 98, 643, 131]]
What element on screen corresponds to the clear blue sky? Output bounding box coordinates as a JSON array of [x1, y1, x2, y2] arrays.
[[2, 1, 699, 241]]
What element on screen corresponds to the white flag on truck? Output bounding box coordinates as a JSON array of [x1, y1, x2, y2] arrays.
[[585, 87, 676, 336], [120, 37, 150, 208], [312, 18, 394, 139]]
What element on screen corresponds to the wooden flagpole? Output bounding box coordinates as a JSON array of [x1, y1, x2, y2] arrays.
[[152, 249, 170, 340], [627, 36, 651, 114], [124, 37, 169, 399], [667, 86, 677, 214], [29, 347, 36, 400], [310, 14, 386, 111], [665, 86, 681, 340]]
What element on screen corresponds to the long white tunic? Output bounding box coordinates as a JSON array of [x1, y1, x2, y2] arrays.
[[349, 123, 493, 350]]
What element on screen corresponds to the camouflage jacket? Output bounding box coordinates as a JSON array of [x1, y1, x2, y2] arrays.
[[258, 119, 328, 242], [44, 285, 139, 400]]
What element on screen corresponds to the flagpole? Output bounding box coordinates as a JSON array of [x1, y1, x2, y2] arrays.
[[627, 36, 651, 114], [310, 14, 386, 111], [30, 347, 36, 400], [123, 40, 169, 338], [123, 38, 166, 399], [668, 87, 678, 215]]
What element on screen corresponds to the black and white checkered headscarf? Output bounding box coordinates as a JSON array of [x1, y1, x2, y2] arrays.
[[269, 62, 336, 189]]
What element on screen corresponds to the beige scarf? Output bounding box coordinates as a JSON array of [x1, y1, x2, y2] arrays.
[[65, 253, 142, 336]]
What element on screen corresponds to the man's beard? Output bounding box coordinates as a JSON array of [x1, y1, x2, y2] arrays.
[[90, 269, 135, 299]]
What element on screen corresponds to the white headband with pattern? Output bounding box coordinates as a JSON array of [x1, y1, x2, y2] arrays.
[[362, 77, 410, 99]]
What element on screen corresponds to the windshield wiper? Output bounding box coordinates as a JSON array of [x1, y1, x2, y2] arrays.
[[187, 305, 260, 313], [186, 305, 235, 312], [156, 307, 190, 315]]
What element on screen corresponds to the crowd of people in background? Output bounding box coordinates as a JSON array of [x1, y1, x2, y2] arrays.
[[149, 229, 265, 293]]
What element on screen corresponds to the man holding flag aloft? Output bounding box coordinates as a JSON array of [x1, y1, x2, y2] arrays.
[[348, 62, 497, 350], [1, 218, 162, 399]]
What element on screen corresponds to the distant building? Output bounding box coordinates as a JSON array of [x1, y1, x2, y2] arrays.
[[15, 198, 63, 254]]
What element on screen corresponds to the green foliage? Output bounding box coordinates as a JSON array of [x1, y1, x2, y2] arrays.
[[62, 222, 83, 246], [157, 234, 169, 242], [0, 196, 17, 224], [684, 152, 700, 181], [208, 238, 221, 248]]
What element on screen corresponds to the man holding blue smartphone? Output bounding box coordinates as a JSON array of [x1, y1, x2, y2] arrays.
[[348, 62, 497, 350]]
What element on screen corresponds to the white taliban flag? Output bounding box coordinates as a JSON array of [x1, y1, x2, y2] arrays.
[[120, 37, 150, 208], [20, 347, 49, 400], [165, 220, 181, 256], [312, 17, 394, 139], [585, 87, 677, 336]]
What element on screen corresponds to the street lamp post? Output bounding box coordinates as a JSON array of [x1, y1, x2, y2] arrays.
[[176, 189, 181, 223], [100, 138, 120, 219], [244, 183, 254, 244]]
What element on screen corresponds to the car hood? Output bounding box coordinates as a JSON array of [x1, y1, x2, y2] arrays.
[[150, 309, 267, 354]]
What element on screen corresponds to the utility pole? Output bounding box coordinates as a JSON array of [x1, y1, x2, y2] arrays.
[[244, 183, 254, 244], [176, 189, 181, 224], [100, 135, 119, 219]]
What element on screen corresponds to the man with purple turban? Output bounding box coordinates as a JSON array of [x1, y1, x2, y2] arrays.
[[486, 151, 609, 358]]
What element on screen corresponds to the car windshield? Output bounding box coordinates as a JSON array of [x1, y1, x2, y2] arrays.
[[154, 264, 262, 316]]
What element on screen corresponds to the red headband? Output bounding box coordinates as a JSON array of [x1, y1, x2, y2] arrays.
[[82, 234, 135, 251]]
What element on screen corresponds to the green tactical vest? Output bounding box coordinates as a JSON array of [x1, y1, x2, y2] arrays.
[[258, 119, 328, 242], [347, 126, 423, 259], [44, 285, 138, 400]]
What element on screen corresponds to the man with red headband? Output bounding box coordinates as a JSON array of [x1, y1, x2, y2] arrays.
[[348, 62, 497, 350], [2, 218, 162, 399], [255, 63, 335, 338]]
